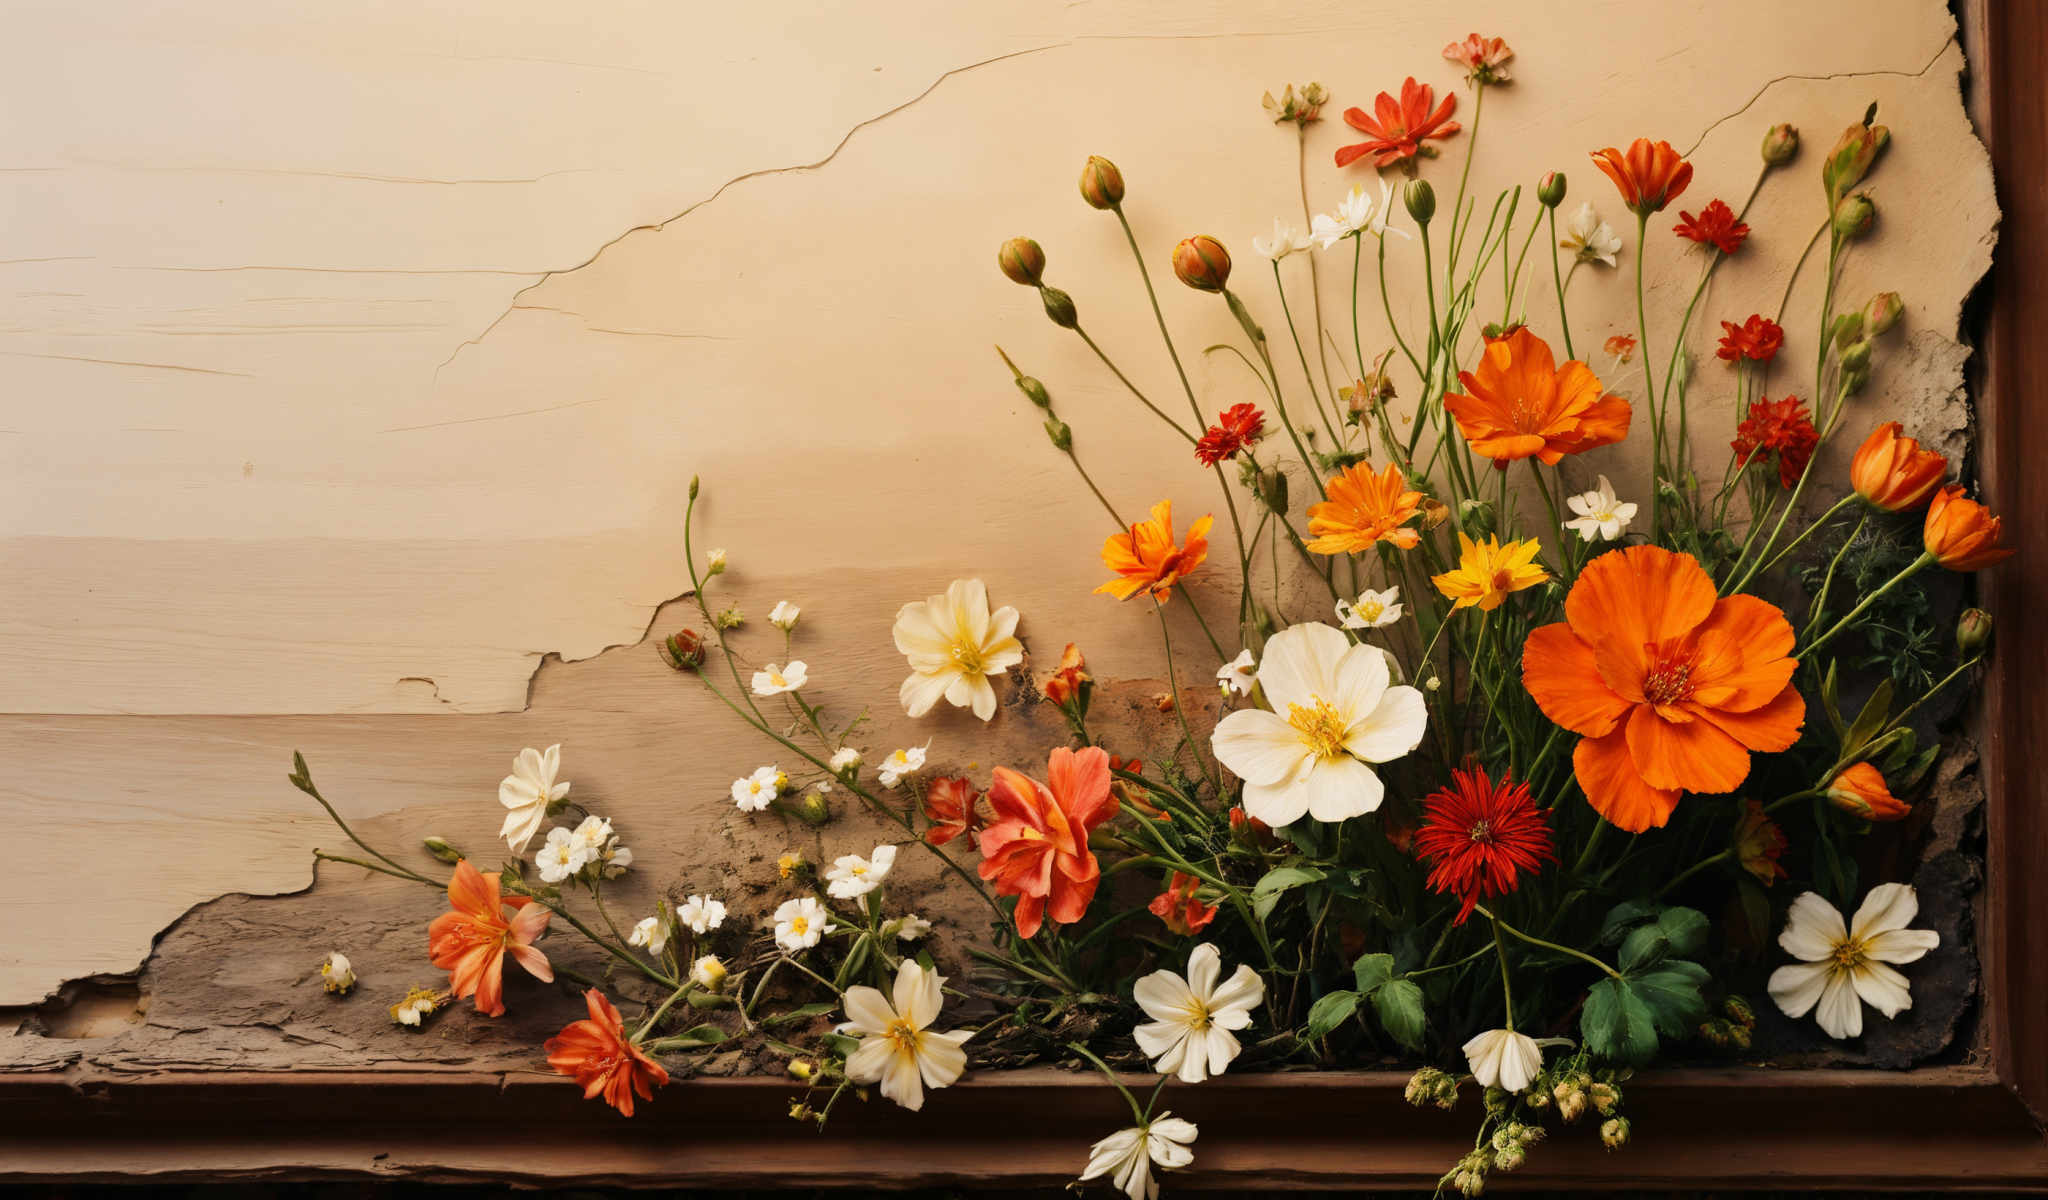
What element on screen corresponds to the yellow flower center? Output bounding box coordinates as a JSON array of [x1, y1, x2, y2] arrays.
[[1357, 598, 1384, 622], [950, 641, 986, 674], [1830, 937, 1867, 970], [789, 916, 809, 936], [1182, 998, 1213, 1031], [768, 671, 787, 687], [850, 863, 868, 877], [885, 1017, 922, 1055], [1287, 698, 1350, 761]]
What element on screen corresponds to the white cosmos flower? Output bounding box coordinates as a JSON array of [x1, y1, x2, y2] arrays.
[[839, 959, 974, 1112], [893, 578, 1024, 722], [769, 600, 801, 631], [825, 844, 898, 899], [878, 744, 928, 789], [751, 660, 808, 697], [1462, 1027, 1545, 1093], [1251, 217, 1312, 262], [1310, 179, 1400, 249], [676, 894, 726, 933], [1336, 586, 1404, 630], [1081, 1115, 1198, 1200], [773, 896, 835, 952], [1133, 943, 1265, 1084], [1564, 474, 1637, 542], [1768, 884, 1940, 1039], [829, 746, 863, 774], [1561, 201, 1623, 267], [628, 915, 668, 955], [731, 765, 784, 812], [890, 913, 933, 941], [1209, 622, 1428, 826], [535, 827, 588, 883], [568, 814, 612, 858], [498, 744, 570, 854], [1216, 649, 1257, 697]]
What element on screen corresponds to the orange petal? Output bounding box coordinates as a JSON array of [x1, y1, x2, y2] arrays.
[[1625, 703, 1750, 793], [1566, 544, 1715, 655], [1689, 595, 1797, 712], [1574, 729, 1681, 832], [1523, 623, 1630, 737], [1694, 683, 1806, 753]]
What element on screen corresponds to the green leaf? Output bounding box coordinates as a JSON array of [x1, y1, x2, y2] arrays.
[[1842, 677, 1895, 758], [1304, 990, 1361, 1040], [1617, 924, 1669, 973], [1598, 899, 1658, 946], [1373, 978, 1427, 1050], [1821, 660, 1847, 740], [1655, 907, 1710, 957], [760, 1001, 837, 1028], [1352, 953, 1396, 994], [673, 1023, 726, 1045], [1581, 978, 1659, 1066], [1629, 961, 1711, 1038], [1252, 865, 1327, 922]]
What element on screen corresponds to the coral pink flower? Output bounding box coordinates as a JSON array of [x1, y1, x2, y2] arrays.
[[976, 746, 1118, 938], [426, 859, 552, 1017], [545, 989, 669, 1116], [1443, 33, 1513, 84], [1148, 872, 1218, 936], [1337, 78, 1460, 170]]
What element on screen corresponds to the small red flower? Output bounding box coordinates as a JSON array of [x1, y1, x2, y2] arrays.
[[1603, 333, 1637, 363], [1337, 78, 1460, 170], [921, 775, 982, 847], [1194, 402, 1266, 466], [1716, 314, 1784, 363], [1732, 396, 1819, 489], [1674, 199, 1749, 254], [1413, 766, 1555, 923], [1041, 643, 1089, 707], [1147, 872, 1218, 936], [545, 989, 670, 1117]]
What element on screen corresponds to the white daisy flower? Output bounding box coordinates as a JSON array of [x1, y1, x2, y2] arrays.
[[1768, 884, 1940, 1039], [1462, 1027, 1545, 1093], [877, 744, 928, 789], [1336, 585, 1404, 630], [1216, 649, 1257, 698], [889, 913, 933, 941], [825, 844, 898, 900], [1561, 201, 1622, 267], [1251, 217, 1312, 262], [1564, 474, 1637, 542], [769, 600, 801, 631], [628, 915, 668, 956], [731, 766, 784, 812], [690, 954, 728, 991], [1081, 1115, 1198, 1200], [829, 746, 863, 774], [773, 896, 835, 952], [839, 959, 975, 1112], [1132, 943, 1264, 1084], [498, 744, 570, 854], [535, 826, 588, 883], [676, 894, 727, 934], [751, 660, 808, 697], [893, 579, 1024, 722]]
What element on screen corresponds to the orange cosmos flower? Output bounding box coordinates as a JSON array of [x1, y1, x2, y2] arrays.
[[976, 746, 1118, 938], [1097, 499, 1212, 602], [427, 859, 552, 1017], [1443, 328, 1632, 465], [1337, 78, 1460, 170], [544, 988, 670, 1117], [1523, 546, 1806, 833], [1850, 421, 1947, 512], [1432, 533, 1548, 611], [1590, 138, 1694, 215], [1305, 461, 1423, 554], [1826, 763, 1910, 822], [1922, 485, 2013, 571], [1148, 871, 1218, 936]]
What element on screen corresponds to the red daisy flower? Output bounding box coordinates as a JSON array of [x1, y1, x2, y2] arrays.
[[921, 775, 982, 846], [1673, 199, 1750, 254], [1336, 78, 1460, 170], [1413, 766, 1555, 923], [1732, 396, 1819, 489], [1194, 402, 1266, 466], [1715, 314, 1784, 363]]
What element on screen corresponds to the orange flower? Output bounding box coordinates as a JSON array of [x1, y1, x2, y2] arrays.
[[1523, 546, 1806, 833], [1432, 533, 1548, 611], [976, 746, 1118, 938], [1443, 33, 1513, 85], [1603, 333, 1637, 363], [544, 988, 670, 1116], [1305, 461, 1422, 554], [1589, 138, 1694, 215], [1336, 78, 1460, 170], [1923, 485, 2013, 571], [1147, 872, 1218, 936], [1734, 799, 1788, 885], [921, 775, 983, 846], [1850, 421, 1947, 512], [427, 859, 552, 1017], [1443, 328, 1632, 464], [1097, 499, 1212, 602], [1826, 763, 1910, 822], [1042, 642, 1090, 707]]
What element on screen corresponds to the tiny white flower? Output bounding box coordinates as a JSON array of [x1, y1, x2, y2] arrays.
[[1462, 1027, 1545, 1093], [731, 765, 784, 812], [498, 744, 571, 854], [1336, 585, 1405, 630], [1311, 179, 1400, 249], [1216, 649, 1257, 698], [751, 660, 808, 697], [829, 746, 863, 774], [1132, 943, 1265, 1084], [628, 915, 668, 956], [676, 894, 727, 933], [569, 814, 612, 857], [1561, 201, 1623, 267], [773, 896, 835, 952], [839, 959, 975, 1112], [826, 844, 899, 900], [769, 600, 801, 631], [877, 744, 928, 789], [705, 547, 728, 575], [690, 953, 728, 991], [1251, 217, 1312, 262], [891, 913, 933, 941], [1564, 474, 1638, 542], [319, 952, 355, 995], [602, 842, 632, 877], [1081, 1115, 1198, 1200], [1768, 884, 1940, 1039], [535, 826, 589, 883]]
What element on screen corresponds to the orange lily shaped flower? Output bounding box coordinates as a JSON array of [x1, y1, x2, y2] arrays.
[[1097, 500, 1212, 602], [427, 858, 553, 1017], [1589, 138, 1694, 215], [545, 988, 670, 1116], [1305, 461, 1423, 554], [976, 746, 1118, 938], [1443, 328, 1631, 465], [1337, 78, 1460, 170], [1850, 421, 1947, 512]]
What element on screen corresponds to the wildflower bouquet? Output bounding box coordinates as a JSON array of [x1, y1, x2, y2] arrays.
[[288, 31, 2005, 1198]]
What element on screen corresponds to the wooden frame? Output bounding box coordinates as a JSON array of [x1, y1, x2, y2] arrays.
[[3, 1, 2044, 1188]]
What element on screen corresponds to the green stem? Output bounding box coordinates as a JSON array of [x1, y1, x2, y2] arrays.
[[1546, 206, 1574, 359], [1800, 553, 1935, 660], [634, 984, 693, 1041], [1474, 905, 1623, 980]]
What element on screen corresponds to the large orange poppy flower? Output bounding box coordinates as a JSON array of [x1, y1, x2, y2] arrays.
[[1523, 545, 1805, 833], [1443, 328, 1631, 465], [427, 859, 553, 1017], [1589, 138, 1693, 215], [1305, 461, 1422, 554], [976, 745, 1118, 938], [1096, 499, 1212, 602], [545, 988, 670, 1116]]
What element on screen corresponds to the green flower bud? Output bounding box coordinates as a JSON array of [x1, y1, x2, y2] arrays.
[[997, 237, 1045, 286], [796, 790, 831, 825], [1256, 465, 1289, 515], [1839, 338, 1873, 377], [1079, 156, 1125, 210], [1040, 285, 1078, 328], [1832, 191, 1876, 240], [1863, 291, 1904, 336], [1831, 311, 1866, 348], [1044, 417, 1072, 451], [687, 474, 700, 501], [1723, 994, 1756, 1026], [660, 629, 705, 671], [422, 836, 464, 864], [1958, 607, 1993, 656], [1016, 375, 1051, 408], [1823, 112, 1890, 207], [1536, 171, 1566, 209], [1762, 122, 1799, 166], [1405, 178, 1437, 223]]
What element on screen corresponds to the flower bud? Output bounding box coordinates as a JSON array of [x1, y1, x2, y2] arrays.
[[1405, 1067, 1446, 1107], [421, 836, 464, 864], [1831, 312, 1865, 349], [1459, 498, 1497, 537], [1079, 156, 1125, 210], [714, 605, 743, 630], [997, 237, 1045, 286], [660, 629, 705, 670], [688, 474, 700, 501], [1824, 114, 1890, 206], [1040, 285, 1077, 328], [1536, 171, 1566, 208], [1256, 464, 1289, 514], [1483, 1085, 1511, 1116], [1839, 338, 1872, 378], [1601, 1117, 1631, 1149], [319, 951, 356, 995], [1762, 122, 1799, 166], [691, 954, 728, 992], [1724, 995, 1756, 1026], [1015, 375, 1051, 408], [1420, 498, 1451, 529], [1172, 236, 1232, 292], [1827, 762, 1909, 821], [1044, 417, 1072, 451], [796, 790, 831, 825], [1863, 291, 1904, 335], [1832, 191, 1876, 240], [1958, 608, 1993, 656], [1405, 178, 1438, 223], [776, 850, 806, 879], [1588, 1081, 1620, 1115], [787, 1058, 815, 1081], [704, 547, 727, 577]]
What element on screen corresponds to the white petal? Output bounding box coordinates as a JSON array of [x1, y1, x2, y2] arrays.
[[1133, 970, 1198, 1023], [1778, 892, 1847, 961], [1149, 1115, 1198, 1156], [1768, 961, 1831, 1019], [1201, 1026, 1242, 1078], [1850, 959, 1913, 1019], [843, 1037, 895, 1085], [841, 986, 896, 1036], [880, 1044, 925, 1110], [967, 674, 999, 721], [1254, 622, 1350, 712], [1344, 685, 1428, 763], [1185, 944, 1221, 1001], [1330, 640, 1389, 720], [1814, 968, 1865, 1039], [1863, 927, 1941, 964], [1211, 709, 1310, 786], [1849, 882, 1920, 940], [917, 1031, 969, 1088], [1239, 775, 1312, 828], [1082, 1129, 1142, 1183], [1302, 755, 1384, 821], [1206, 964, 1266, 1021], [899, 668, 955, 718]]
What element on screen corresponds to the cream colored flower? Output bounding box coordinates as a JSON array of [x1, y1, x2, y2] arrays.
[[773, 896, 835, 952], [838, 959, 974, 1112], [676, 894, 726, 934], [1564, 475, 1637, 542], [825, 844, 898, 900], [704, 547, 728, 576], [1311, 179, 1396, 249], [889, 913, 933, 941], [1768, 884, 1939, 1039], [690, 954, 728, 991], [1209, 622, 1428, 826], [1561, 202, 1622, 267], [536, 827, 587, 883], [877, 744, 928, 789], [751, 660, 809, 697], [893, 579, 1024, 721], [1132, 943, 1264, 1084], [628, 915, 668, 955], [319, 951, 355, 995], [1216, 649, 1257, 697], [1081, 1115, 1198, 1200], [1462, 1027, 1544, 1093], [769, 600, 801, 631], [732, 765, 784, 812], [1252, 217, 1312, 262], [498, 744, 570, 854], [1336, 586, 1404, 630], [830, 746, 863, 774]]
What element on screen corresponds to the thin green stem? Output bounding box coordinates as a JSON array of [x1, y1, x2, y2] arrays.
[[1475, 905, 1623, 980]]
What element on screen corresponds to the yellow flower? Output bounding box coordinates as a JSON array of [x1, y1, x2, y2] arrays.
[[1431, 533, 1547, 611]]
